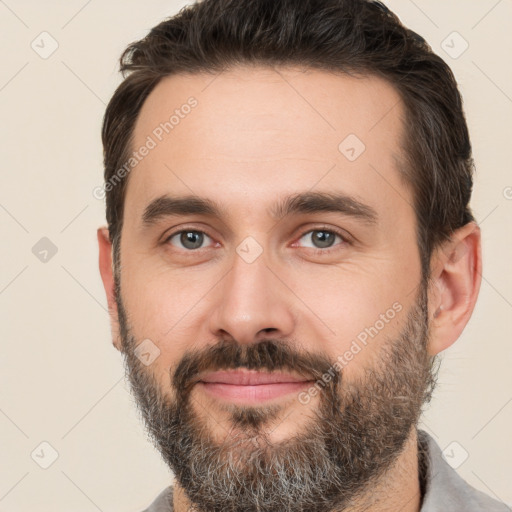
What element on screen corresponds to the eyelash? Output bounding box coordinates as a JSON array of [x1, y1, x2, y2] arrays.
[[293, 225, 350, 254], [163, 225, 350, 254]]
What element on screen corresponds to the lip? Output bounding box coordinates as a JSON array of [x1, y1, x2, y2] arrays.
[[197, 369, 314, 404], [199, 369, 311, 385]]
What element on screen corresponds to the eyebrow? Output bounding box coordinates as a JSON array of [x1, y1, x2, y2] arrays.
[[269, 191, 378, 225], [142, 191, 378, 226]]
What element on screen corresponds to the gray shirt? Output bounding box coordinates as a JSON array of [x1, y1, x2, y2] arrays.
[[142, 430, 510, 511]]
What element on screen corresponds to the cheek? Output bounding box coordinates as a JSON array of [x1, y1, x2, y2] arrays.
[[286, 263, 411, 368], [120, 266, 202, 379]]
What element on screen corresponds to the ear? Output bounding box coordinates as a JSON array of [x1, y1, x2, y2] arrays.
[[97, 227, 122, 351], [426, 222, 482, 356]]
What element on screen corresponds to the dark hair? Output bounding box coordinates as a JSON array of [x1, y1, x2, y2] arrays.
[[102, 0, 475, 278]]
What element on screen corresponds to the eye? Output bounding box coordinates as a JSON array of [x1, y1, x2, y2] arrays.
[[296, 228, 346, 251], [165, 230, 213, 250], [163, 227, 348, 253]]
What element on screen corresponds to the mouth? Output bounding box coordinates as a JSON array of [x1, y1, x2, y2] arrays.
[[196, 369, 314, 404]]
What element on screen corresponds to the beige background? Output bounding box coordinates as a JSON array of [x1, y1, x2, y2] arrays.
[[1, 1, 511, 510]]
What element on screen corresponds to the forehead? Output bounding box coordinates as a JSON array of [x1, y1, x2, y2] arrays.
[[125, 65, 410, 223]]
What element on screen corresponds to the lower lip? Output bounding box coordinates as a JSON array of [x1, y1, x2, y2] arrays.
[[198, 381, 312, 404]]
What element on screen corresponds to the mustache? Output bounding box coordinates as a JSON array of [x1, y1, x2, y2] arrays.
[[171, 338, 338, 396]]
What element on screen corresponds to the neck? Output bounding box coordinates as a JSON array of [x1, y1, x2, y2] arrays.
[[348, 428, 423, 512], [173, 428, 423, 512]]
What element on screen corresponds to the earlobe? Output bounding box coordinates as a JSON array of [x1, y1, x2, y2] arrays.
[[427, 222, 482, 356], [97, 227, 122, 351]]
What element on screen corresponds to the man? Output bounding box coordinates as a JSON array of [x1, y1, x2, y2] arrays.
[[97, 0, 508, 511]]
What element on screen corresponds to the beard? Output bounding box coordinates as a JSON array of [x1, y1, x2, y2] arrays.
[[116, 280, 438, 512]]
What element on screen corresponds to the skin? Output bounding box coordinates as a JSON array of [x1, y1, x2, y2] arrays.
[[98, 65, 482, 511]]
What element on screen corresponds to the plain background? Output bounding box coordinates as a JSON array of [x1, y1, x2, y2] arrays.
[[1, 1, 511, 511]]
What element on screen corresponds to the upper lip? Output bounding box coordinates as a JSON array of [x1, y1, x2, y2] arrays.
[[198, 369, 312, 386]]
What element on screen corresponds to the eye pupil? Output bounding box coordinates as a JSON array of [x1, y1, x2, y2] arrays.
[[313, 230, 335, 248], [181, 231, 203, 249]]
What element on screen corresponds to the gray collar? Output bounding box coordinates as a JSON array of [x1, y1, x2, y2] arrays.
[[418, 429, 509, 511]]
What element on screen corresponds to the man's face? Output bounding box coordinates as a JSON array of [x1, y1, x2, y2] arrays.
[[114, 67, 435, 511]]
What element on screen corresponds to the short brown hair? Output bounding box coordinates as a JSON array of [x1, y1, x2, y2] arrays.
[[102, 0, 475, 277]]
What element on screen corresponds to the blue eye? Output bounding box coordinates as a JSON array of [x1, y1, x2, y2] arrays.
[[166, 230, 212, 250]]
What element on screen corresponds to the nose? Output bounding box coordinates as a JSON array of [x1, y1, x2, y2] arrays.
[[207, 248, 296, 346]]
